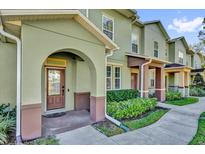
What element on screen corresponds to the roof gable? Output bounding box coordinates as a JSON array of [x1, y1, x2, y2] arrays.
[[144, 20, 170, 40]]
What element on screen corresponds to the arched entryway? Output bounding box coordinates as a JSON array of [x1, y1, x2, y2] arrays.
[[41, 49, 98, 135]]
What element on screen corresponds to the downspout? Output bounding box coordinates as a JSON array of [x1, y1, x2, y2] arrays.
[[105, 51, 129, 131], [0, 16, 22, 144], [140, 59, 152, 98]]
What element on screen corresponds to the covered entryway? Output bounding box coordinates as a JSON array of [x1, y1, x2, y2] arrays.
[[127, 53, 168, 101], [165, 63, 191, 97]]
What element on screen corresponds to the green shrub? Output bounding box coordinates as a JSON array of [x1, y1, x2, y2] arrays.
[[107, 89, 139, 103], [166, 91, 182, 101], [0, 104, 16, 119], [190, 86, 205, 97], [0, 115, 16, 144], [0, 104, 16, 144], [107, 98, 157, 120]]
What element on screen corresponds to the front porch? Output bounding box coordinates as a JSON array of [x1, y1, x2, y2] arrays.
[[165, 63, 191, 97], [42, 110, 94, 136], [127, 53, 168, 101]]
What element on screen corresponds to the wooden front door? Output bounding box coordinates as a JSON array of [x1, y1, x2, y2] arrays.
[[131, 73, 138, 90], [47, 68, 65, 110]]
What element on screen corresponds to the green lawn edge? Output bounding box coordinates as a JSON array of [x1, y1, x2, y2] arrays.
[[123, 109, 168, 130], [189, 112, 205, 145], [165, 97, 199, 106]]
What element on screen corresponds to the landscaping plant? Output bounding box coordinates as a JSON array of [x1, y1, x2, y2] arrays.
[[0, 104, 16, 144], [24, 136, 59, 145], [165, 91, 182, 101], [107, 89, 139, 103], [107, 98, 157, 120], [190, 86, 205, 97]]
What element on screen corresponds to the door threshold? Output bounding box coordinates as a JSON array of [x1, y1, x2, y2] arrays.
[[43, 108, 67, 116]]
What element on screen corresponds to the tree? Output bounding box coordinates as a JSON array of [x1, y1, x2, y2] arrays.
[[198, 17, 205, 44], [193, 73, 205, 86]]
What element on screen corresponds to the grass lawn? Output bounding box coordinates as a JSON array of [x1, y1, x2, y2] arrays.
[[24, 136, 59, 145], [123, 109, 168, 130], [189, 112, 205, 145], [166, 97, 199, 106], [92, 120, 125, 137], [93, 108, 168, 137]]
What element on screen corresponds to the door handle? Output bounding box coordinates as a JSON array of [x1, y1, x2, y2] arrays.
[[67, 88, 70, 92]]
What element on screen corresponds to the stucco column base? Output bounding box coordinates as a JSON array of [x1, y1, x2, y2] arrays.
[[21, 103, 42, 141], [156, 90, 165, 102], [143, 91, 149, 98], [90, 96, 105, 122], [178, 87, 185, 97], [185, 86, 189, 97]]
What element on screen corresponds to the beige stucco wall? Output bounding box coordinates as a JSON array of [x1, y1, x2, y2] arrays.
[[0, 42, 16, 106], [21, 19, 106, 106], [144, 24, 168, 61]]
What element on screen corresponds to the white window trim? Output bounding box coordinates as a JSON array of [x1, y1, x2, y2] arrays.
[[113, 66, 121, 90], [131, 33, 138, 53], [106, 65, 112, 90], [102, 14, 114, 41]]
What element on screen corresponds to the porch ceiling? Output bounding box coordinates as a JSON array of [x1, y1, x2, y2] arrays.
[[0, 10, 119, 51]]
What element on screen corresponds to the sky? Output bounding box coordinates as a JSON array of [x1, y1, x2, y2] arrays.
[[137, 9, 204, 45]]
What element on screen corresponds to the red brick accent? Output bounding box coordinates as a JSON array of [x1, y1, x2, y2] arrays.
[[90, 96, 105, 122], [74, 92, 90, 111], [155, 68, 165, 101], [21, 103, 42, 140], [143, 65, 149, 98]]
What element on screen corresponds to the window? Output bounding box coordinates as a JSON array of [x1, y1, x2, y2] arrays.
[[103, 15, 114, 40], [106, 66, 112, 90], [179, 51, 183, 64], [150, 79, 155, 87], [154, 41, 159, 58], [114, 67, 121, 89], [131, 33, 138, 53]]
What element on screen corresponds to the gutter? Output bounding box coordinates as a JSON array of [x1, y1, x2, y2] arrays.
[[140, 59, 152, 98], [105, 51, 129, 131], [0, 16, 22, 144]]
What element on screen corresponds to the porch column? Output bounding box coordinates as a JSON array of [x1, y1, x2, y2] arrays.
[[155, 67, 165, 101], [142, 65, 149, 98], [184, 72, 190, 97], [178, 71, 185, 97], [90, 96, 105, 122], [21, 103, 42, 140]]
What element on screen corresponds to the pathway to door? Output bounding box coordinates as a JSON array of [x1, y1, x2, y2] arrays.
[[56, 97, 205, 145]]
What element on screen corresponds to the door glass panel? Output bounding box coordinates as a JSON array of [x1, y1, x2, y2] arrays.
[[48, 70, 61, 96]]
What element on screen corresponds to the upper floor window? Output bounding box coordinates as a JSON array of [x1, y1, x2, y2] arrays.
[[179, 51, 184, 64], [154, 41, 159, 58], [102, 15, 114, 40], [131, 33, 138, 53], [106, 66, 112, 90], [114, 67, 121, 89]]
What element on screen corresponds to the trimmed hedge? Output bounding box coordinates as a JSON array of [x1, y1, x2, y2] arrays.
[[107, 89, 139, 103], [166, 91, 182, 101], [107, 98, 157, 120]]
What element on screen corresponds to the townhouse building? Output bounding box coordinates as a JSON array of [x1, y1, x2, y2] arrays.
[[0, 9, 194, 141]]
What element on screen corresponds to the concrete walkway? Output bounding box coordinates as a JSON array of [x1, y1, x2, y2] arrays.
[[56, 97, 205, 145]]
